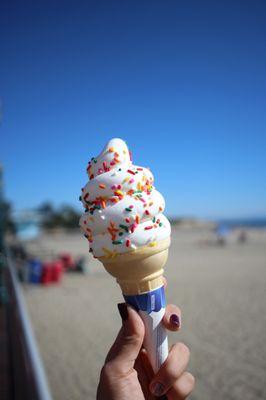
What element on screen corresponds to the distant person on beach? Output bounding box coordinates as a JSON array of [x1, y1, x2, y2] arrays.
[[97, 302, 194, 399], [216, 223, 230, 246], [238, 229, 247, 244]]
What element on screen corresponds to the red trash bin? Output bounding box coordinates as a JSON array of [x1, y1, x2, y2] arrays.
[[60, 253, 75, 270], [41, 262, 53, 285], [51, 260, 63, 283]]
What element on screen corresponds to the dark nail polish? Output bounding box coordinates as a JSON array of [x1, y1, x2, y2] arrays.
[[117, 303, 128, 321], [170, 314, 180, 327], [150, 382, 165, 396]]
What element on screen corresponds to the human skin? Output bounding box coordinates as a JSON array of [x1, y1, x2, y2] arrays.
[[97, 297, 195, 399]]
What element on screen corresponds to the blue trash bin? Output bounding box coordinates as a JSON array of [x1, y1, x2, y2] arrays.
[[29, 259, 42, 284]]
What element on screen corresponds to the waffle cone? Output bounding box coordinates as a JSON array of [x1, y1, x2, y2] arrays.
[[98, 237, 170, 295]]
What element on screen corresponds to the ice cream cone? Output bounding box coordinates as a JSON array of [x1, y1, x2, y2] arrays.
[[98, 237, 170, 295], [80, 138, 171, 371]]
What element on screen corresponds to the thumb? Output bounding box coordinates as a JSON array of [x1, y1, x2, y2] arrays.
[[104, 303, 145, 375]]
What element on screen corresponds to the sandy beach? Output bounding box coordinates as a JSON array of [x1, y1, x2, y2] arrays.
[[22, 227, 266, 400]]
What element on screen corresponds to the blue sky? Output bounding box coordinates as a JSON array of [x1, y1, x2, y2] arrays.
[[1, 0, 265, 218]]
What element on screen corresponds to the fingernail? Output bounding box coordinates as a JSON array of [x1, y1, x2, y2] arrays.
[[170, 314, 180, 327], [117, 303, 128, 321], [150, 382, 165, 396]]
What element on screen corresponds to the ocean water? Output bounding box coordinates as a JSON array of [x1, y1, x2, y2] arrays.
[[218, 217, 266, 229]]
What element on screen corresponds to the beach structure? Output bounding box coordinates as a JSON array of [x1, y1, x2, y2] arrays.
[[13, 209, 41, 241]]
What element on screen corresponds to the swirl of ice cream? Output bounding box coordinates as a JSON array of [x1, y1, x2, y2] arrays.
[[79, 138, 171, 258]]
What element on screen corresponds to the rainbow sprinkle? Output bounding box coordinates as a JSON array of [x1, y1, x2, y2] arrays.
[[119, 224, 129, 232], [145, 226, 153, 230]]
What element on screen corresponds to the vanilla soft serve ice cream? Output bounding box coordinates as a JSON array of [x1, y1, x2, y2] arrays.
[[79, 138, 171, 259]]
